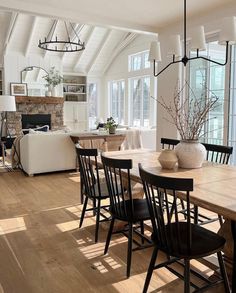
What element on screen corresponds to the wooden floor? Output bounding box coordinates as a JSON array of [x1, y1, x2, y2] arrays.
[[0, 170, 226, 293]]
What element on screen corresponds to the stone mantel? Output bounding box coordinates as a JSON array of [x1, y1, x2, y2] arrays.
[[15, 96, 64, 104], [8, 96, 64, 135]]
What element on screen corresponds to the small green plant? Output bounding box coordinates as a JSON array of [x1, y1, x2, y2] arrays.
[[43, 67, 63, 87], [104, 117, 118, 130]]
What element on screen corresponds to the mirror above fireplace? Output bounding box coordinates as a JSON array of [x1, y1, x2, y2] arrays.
[[21, 66, 48, 97]]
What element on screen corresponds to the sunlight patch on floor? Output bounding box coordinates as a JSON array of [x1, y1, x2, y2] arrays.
[[0, 217, 26, 235], [79, 242, 105, 259], [91, 261, 108, 274], [56, 220, 79, 232], [104, 256, 122, 269]]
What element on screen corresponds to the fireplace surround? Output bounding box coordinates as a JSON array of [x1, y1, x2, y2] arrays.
[[7, 96, 64, 135]]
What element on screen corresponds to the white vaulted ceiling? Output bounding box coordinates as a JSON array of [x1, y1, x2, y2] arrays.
[[0, 0, 235, 74], [0, 0, 235, 33], [0, 11, 139, 74]]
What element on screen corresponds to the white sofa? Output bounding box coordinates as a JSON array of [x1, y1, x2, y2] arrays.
[[19, 128, 156, 176], [20, 132, 76, 176]]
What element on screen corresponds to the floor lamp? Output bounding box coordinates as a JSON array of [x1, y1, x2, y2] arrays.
[[0, 95, 16, 167]]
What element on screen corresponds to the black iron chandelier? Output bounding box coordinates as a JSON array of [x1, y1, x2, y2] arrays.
[[38, 20, 85, 53], [149, 0, 236, 77]]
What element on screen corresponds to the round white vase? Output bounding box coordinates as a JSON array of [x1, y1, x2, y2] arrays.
[[175, 140, 206, 169], [158, 149, 178, 169]]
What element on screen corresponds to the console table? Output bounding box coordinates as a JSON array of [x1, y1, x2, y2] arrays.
[[70, 132, 126, 151]]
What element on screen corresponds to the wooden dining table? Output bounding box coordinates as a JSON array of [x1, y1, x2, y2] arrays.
[[100, 149, 236, 292]]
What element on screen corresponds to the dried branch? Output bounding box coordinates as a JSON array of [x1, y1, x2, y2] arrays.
[[151, 80, 220, 140]]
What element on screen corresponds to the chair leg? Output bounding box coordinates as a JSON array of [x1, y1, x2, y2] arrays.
[[95, 199, 101, 243], [184, 259, 190, 293], [104, 218, 115, 255], [79, 196, 88, 228], [140, 220, 144, 244], [194, 205, 198, 225], [93, 198, 96, 216], [143, 246, 159, 293], [127, 223, 133, 278], [80, 181, 84, 204], [217, 251, 230, 293]]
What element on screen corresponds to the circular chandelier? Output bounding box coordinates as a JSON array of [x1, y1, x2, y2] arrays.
[[38, 20, 85, 53]]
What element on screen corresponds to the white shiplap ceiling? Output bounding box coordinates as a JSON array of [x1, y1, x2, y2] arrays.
[[0, 0, 235, 74], [0, 11, 140, 75]]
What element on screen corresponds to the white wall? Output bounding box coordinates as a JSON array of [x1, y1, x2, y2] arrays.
[[103, 34, 157, 126], [4, 53, 63, 95]]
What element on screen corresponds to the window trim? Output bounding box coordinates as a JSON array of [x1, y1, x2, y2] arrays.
[[128, 75, 151, 127], [128, 50, 150, 72]]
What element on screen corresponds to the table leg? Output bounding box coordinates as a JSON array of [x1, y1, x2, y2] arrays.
[[218, 219, 236, 291], [231, 220, 236, 292]]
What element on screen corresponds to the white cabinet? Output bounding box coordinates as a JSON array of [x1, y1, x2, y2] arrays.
[[63, 74, 88, 132], [64, 101, 88, 132]]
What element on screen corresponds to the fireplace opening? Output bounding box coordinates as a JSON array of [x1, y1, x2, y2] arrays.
[[21, 114, 51, 130]]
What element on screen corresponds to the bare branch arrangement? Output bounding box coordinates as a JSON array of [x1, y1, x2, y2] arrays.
[[152, 80, 219, 140]]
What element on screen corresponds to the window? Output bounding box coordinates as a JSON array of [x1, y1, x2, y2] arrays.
[[129, 76, 150, 127], [129, 51, 150, 72], [88, 83, 98, 129], [189, 42, 226, 145], [109, 80, 125, 124]]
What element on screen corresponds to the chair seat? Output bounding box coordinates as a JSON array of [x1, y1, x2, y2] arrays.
[[111, 199, 150, 222], [153, 222, 225, 259]]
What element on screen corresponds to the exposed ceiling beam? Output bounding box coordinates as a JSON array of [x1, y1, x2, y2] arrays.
[[24, 16, 38, 57], [73, 26, 95, 71], [43, 19, 58, 58], [86, 29, 112, 74], [102, 32, 137, 74], [61, 23, 83, 61], [3, 12, 18, 56]]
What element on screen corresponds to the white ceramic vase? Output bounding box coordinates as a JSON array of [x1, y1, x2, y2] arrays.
[[175, 140, 206, 169], [52, 86, 57, 97], [158, 149, 178, 169]]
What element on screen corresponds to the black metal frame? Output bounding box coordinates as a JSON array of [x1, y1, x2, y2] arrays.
[[153, 0, 229, 77], [38, 21, 85, 53]]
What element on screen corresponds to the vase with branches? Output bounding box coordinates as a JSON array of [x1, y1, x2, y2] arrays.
[[154, 80, 219, 168], [43, 67, 63, 96]]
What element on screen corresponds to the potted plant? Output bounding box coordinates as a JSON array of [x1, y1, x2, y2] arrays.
[[155, 80, 219, 168], [104, 117, 118, 134], [43, 67, 63, 97]]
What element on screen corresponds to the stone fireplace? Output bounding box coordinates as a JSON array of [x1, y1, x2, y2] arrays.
[[21, 114, 51, 130], [7, 96, 64, 136]]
